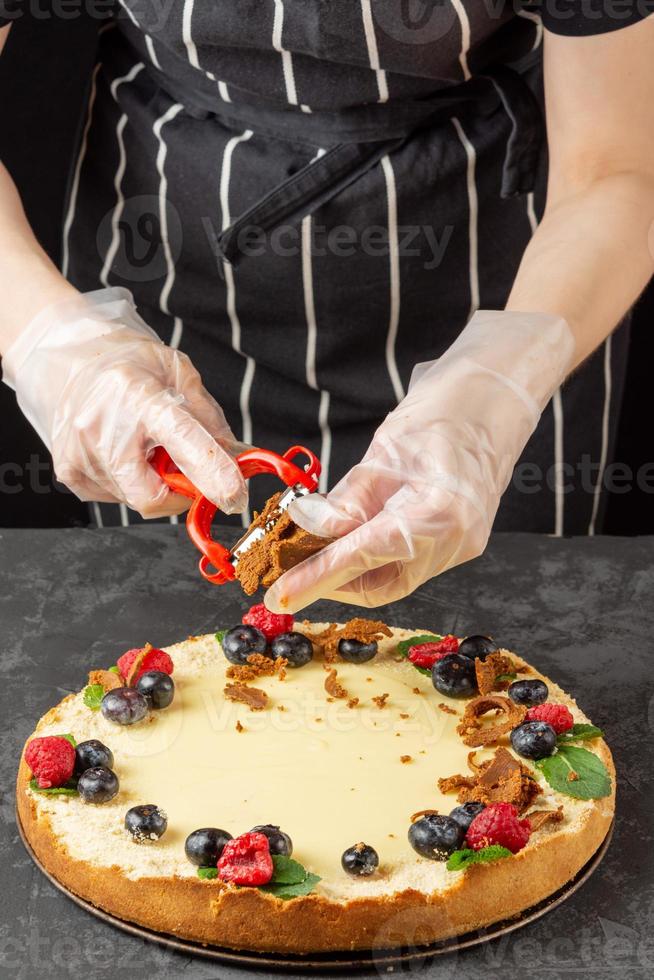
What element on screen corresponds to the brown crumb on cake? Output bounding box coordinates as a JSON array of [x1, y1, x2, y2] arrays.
[[567, 770, 579, 782], [438, 703, 458, 715], [400, 755, 412, 764], [228, 655, 286, 682], [226, 664, 257, 682], [412, 687, 422, 695], [438, 746, 540, 811], [411, 808, 439, 822], [312, 619, 393, 663], [224, 683, 268, 711], [347, 698, 359, 709], [456, 695, 526, 747], [475, 651, 516, 695], [124, 643, 153, 687], [399, 712, 410, 720], [324, 669, 348, 699], [372, 693, 389, 709], [527, 807, 564, 831], [235, 720, 245, 733], [87, 669, 123, 693], [249, 653, 288, 678]]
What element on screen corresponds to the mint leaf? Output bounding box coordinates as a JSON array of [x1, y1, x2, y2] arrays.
[[557, 723, 604, 744], [29, 777, 78, 796], [536, 745, 611, 800], [215, 630, 228, 646], [108, 665, 120, 675], [496, 673, 517, 683], [446, 845, 512, 872], [259, 872, 321, 900], [396, 634, 442, 676], [83, 684, 105, 710], [59, 733, 77, 748], [197, 867, 218, 880], [257, 855, 321, 899], [270, 855, 310, 885]]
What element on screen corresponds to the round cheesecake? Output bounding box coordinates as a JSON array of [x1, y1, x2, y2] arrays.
[[17, 623, 615, 953]]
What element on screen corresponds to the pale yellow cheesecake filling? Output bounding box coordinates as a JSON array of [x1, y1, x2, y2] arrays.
[[27, 625, 597, 900]]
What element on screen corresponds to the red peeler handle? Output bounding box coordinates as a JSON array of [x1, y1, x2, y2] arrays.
[[150, 444, 321, 585]]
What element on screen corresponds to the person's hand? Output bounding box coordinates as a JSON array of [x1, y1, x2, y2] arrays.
[[1, 287, 247, 517], [265, 310, 574, 612]]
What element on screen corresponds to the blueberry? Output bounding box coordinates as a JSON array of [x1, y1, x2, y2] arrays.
[[125, 804, 168, 842], [101, 687, 149, 726], [510, 721, 557, 760], [250, 824, 293, 857], [449, 802, 485, 832], [508, 679, 548, 707], [222, 625, 268, 665], [458, 635, 498, 661], [74, 739, 114, 775], [432, 654, 478, 699], [136, 670, 175, 709], [341, 843, 379, 876], [270, 632, 313, 668], [77, 766, 119, 804], [338, 638, 378, 664], [408, 814, 465, 860], [185, 828, 233, 866]]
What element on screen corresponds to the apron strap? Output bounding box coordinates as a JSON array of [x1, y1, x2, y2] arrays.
[[484, 66, 544, 199], [216, 136, 404, 271], [215, 67, 543, 271]]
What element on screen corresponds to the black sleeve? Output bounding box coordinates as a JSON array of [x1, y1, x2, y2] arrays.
[[528, 1, 653, 36]]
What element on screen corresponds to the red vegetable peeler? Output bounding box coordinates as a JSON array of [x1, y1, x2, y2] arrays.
[[150, 444, 321, 585]]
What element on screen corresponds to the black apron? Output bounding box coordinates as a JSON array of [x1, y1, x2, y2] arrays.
[[64, 1, 628, 536]]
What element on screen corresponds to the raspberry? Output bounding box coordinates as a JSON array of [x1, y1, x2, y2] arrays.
[[217, 832, 273, 886], [25, 736, 76, 789], [466, 802, 531, 854], [117, 646, 174, 685], [408, 635, 459, 669], [525, 703, 574, 734], [243, 603, 294, 642]]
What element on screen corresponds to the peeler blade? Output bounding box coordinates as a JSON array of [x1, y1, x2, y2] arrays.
[[230, 483, 311, 566]]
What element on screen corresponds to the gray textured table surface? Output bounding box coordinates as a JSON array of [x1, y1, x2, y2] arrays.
[[1, 526, 652, 980]]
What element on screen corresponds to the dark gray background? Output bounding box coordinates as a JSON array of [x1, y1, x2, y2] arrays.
[[1, 525, 652, 979]]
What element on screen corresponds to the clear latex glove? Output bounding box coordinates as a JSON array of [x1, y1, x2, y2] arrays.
[[1, 287, 248, 518], [265, 310, 574, 612]]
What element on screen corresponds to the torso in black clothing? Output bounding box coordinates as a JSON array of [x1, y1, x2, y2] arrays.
[[3, 2, 651, 533]]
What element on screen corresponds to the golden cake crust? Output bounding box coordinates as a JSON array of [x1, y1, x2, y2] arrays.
[[17, 658, 615, 954]]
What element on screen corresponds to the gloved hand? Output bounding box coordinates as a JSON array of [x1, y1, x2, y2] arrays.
[[1, 287, 247, 518], [265, 310, 574, 612]]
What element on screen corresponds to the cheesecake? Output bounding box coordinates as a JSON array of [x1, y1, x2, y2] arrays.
[[17, 616, 615, 953]]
